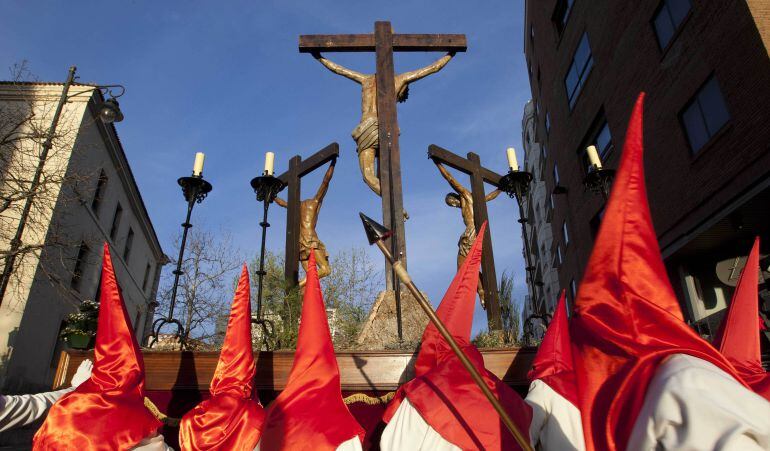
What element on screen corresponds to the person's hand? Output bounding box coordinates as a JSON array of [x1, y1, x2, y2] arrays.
[[311, 50, 322, 59], [448, 51, 456, 57], [70, 359, 93, 388]]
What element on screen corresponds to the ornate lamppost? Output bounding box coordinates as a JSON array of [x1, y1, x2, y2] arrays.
[[250, 152, 286, 349], [583, 145, 615, 201], [0, 66, 126, 307], [150, 153, 212, 348], [498, 148, 542, 343]]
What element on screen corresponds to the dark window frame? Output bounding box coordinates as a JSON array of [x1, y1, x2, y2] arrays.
[[110, 203, 123, 240], [91, 169, 108, 214], [565, 32, 594, 110], [578, 108, 614, 174], [652, 0, 692, 52], [71, 241, 90, 292], [124, 228, 134, 262], [552, 0, 575, 37], [679, 74, 731, 155]]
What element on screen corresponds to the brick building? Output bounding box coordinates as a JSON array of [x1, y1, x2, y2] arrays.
[[522, 0, 770, 338]]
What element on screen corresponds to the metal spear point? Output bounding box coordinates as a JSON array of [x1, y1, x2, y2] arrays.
[[358, 213, 533, 451]]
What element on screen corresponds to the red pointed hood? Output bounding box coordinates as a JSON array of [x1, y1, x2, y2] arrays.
[[714, 238, 770, 400], [179, 265, 266, 450], [260, 251, 364, 450], [383, 222, 533, 450], [34, 244, 161, 449], [528, 290, 578, 407], [569, 93, 746, 451]]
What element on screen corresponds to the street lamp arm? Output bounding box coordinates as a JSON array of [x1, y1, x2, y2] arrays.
[[65, 83, 126, 101]]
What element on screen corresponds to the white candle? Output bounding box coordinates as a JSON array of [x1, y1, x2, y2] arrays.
[[506, 147, 519, 171], [192, 152, 205, 176], [264, 152, 275, 176], [586, 145, 602, 169]]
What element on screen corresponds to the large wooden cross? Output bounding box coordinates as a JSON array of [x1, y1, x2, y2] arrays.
[[276, 142, 339, 286], [299, 21, 467, 292], [428, 144, 503, 330]]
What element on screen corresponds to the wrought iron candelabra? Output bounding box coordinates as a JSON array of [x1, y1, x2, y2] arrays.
[[250, 173, 286, 349], [499, 169, 544, 342], [149, 174, 212, 348], [584, 167, 616, 202]]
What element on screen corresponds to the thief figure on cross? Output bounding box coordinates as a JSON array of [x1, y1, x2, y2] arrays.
[[312, 50, 454, 204], [276, 158, 335, 287], [434, 159, 501, 307]]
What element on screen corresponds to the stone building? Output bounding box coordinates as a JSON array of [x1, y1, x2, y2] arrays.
[[0, 81, 165, 392], [523, 0, 770, 338], [520, 100, 560, 318]]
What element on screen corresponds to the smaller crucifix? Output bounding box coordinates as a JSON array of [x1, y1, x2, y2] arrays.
[[276, 143, 340, 288], [428, 144, 504, 330]]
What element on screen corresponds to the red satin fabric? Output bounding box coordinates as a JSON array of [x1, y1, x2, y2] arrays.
[[384, 222, 534, 450], [528, 290, 578, 407], [713, 238, 770, 401], [569, 93, 746, 451], [260, 251, 365, 450], [179, 265, 266, 450], [33, 244, 161, 450]]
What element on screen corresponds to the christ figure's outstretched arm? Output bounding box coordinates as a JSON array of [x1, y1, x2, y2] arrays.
[[313, 52, 367, 83], [399, 52, 454, 84]]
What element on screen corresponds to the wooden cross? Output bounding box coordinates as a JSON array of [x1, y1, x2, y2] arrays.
[[276, 142, 339, 286], [299, 21, 467, 292], [428, 144, 503, 330]]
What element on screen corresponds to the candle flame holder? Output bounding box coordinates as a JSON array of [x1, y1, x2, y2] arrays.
[[584, 167, 615, 201], [250, 174, 286, 349], [149, 174, 212, 349], [499, 169, 544, 337]]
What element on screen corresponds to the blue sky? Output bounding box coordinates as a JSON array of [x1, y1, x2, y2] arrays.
[[1, 0, 531, 335]]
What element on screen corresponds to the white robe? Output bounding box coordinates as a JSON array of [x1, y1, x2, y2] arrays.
[[524, 379, 585, 450], [254, 436, 362, 450], [0, 388, 73, 432], [380, 398, 460, 451], [628, 353, 770, 450]]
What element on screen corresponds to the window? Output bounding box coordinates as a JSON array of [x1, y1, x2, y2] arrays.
[[124, 228, 134, 262], [563, 221, 570, 246], [570, 279, 577, 300], [680, 75, 730, 153], [91, 170, 108, 213], [653, 0, 691, 49], [71, 241, 89, 291], [552, 0, 575, 36], [550, 193, 556, 211], [580, 110, 614, 172], [142, 263, 152, 292], [110, 204, 123, 239], [542, 144, 548, 160], [545, 111, 551, 135], [553, 164, 560, 186], [595, 121, 613, 158], [554, 244, 563, 267], [565, 33, 594, 109]]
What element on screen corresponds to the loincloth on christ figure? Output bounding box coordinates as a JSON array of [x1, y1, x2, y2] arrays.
[[351, 116, 379, 152], [299, 234, 328, 261], [458, 225, 476, 258]]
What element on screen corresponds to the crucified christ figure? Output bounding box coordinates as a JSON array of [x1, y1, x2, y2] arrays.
[[275, 159, 336, 288], [312, 51, 454, 201], [434, 160, 500, 307]]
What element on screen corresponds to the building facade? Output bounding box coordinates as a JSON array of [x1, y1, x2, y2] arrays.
[[523, 0, 770, 338], [520, 100, 560, 319], [0, 82, 165, 392]]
